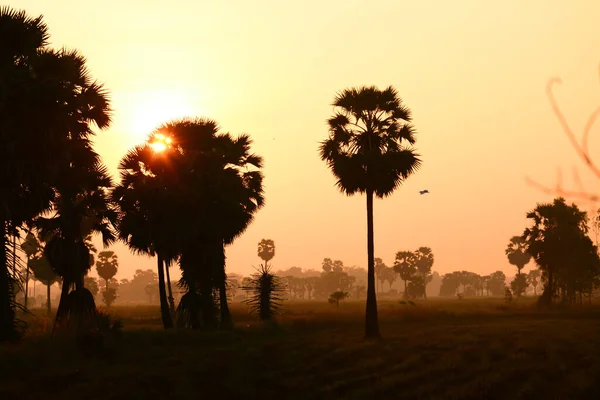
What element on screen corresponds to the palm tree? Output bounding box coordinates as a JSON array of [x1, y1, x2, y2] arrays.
[[0, 7, 56, 341], [413, 247, 434, 298], [38, 158, 117, 330], [0, 8, 113, 339], [374, 258, 386, 294], [505, 236, 531, 277], [157, 119, 264, 329], [319, 86, 421, 338], [394, 251, 417, 294], [20, 232, 41, 308], [113, 144, 178, 329], [258, 239, 275, 269], [29, 252, 58, 316], [523, 198, 588, 305], [96, 250, 118, 303]]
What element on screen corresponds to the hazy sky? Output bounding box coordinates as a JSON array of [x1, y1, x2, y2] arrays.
[[15, 0, 600, 281]]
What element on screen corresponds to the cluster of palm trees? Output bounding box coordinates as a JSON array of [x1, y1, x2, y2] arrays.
[[1, 8, 265, 338], [523, 198, 600, 305], [2, 8, 425, 341]]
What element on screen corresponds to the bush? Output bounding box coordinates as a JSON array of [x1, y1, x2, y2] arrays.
[[328, 291, 349, 306]]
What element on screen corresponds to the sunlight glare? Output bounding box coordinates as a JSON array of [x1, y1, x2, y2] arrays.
[[126, 89, 200, 142]]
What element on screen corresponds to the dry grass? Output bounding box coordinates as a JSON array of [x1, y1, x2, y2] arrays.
[[3, 297, 600, 399]]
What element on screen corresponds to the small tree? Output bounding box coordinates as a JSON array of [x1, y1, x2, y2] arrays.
[[328, 291, 350, 306], [242, 264, 286, 321]]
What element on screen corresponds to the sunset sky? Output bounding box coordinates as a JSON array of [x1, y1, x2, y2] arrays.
[[15, 0, 600, 281]]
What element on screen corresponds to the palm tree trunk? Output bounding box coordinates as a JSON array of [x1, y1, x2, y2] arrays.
[[164, 260, 176, 315], [24, 256, 30, 309], [53, 278, 71, 334], [157, 254, 173, 329], [364, 189, 380, 339], [0, 223, 17, 342], [218, 241, 232, 329], [46, 283, 51, 316]]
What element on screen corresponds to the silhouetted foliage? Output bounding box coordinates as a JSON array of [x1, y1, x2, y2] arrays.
[[243, 264, 285, 321], [328, 291, 350, 306], [320, 86, 421, 338], [523, 198, 600, 306]]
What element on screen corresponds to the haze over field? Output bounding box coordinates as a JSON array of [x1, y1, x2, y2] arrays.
[[15, 0, 600, 280]]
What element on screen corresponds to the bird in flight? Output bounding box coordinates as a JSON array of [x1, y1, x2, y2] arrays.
[[419, 189, 429, 195]]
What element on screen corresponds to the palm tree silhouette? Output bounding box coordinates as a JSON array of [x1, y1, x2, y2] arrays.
[[394, 251, 417, 295], [37, 157, 117, 330], [1, 7, 113, 339], [258, 239, 275, 269], [413, 247, 434, 298], [505, 236, 531, 277], [113, 144, 178, 329], [319, 86, 421, 338], [165, 119, 264, 329], [96, 251, 118, 301]]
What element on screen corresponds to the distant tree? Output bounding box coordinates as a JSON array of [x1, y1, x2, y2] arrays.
[[510, 274, 528, 297], [29, 253, 58, 315], [102, 287, 117, 308], [591, 208, 600, 248], [374, 258, 387, 293], [242, 264, 286, 321], [20, 233, 41, 308], [96, 251, 118, 308], [439, 272, 461, 297], [523, 197, 597, 305], [382, 267, 397, 292], [486, 271, 507, 296], [394, 251, 416, 295], [320, 86, 421, 338], [84, 277, 99, 298], [354, 284, 366, 299], [328, 291, 350, 306], [505, 236, 531, 297], [527, 269, 542, 295], [322, 258, 333, 273], [332, 260, 344, 273], [413, 247, 434, 297], [405, 275, 426, 299], [96, 251, 118, 291], [504, 287, 513, 303], [257, 239, 275, 269]]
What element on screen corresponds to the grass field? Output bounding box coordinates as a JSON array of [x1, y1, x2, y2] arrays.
[[3, 297, 600, 399]]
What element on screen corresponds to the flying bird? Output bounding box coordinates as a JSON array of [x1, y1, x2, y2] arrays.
[[419, 190, 429, 195]]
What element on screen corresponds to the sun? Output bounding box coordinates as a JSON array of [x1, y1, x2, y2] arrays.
[[148, 133, 172, 153], [126, 89, 199, 142]]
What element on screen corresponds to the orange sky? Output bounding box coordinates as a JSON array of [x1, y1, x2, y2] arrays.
[[16, 0, 600, 281]]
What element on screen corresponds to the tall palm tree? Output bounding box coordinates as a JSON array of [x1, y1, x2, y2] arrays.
[[0, 8, 112, 340], [156, 118, 264, 329], [37, 158, 117, 329], [320, 86, 421, 338], [113, 144, 179, 329]]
